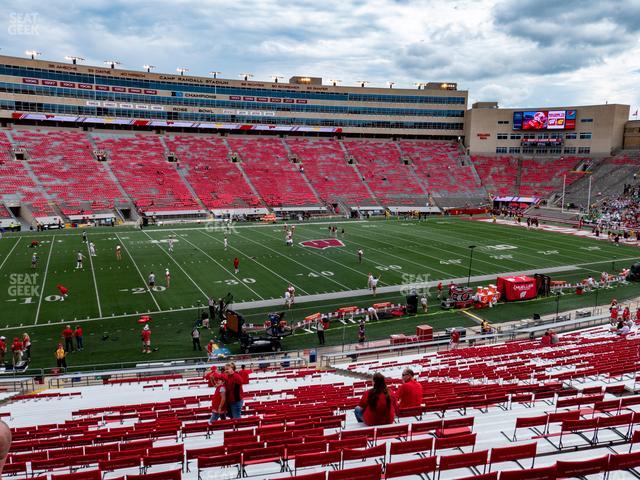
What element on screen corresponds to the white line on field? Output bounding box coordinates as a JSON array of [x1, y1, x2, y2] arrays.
[[85, 240, 102, 318], [0, 237, 21, 272], [34, 235, 55, 325], [172, 230, 264, 300], [115, 233, 161, 311], [198, 229, 310, 295], [139, 230, 209, 301]]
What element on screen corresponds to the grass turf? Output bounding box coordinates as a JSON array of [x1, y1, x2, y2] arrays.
[[0, 217, 638, 371]]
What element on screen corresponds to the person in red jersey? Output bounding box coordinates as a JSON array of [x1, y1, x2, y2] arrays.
[[0, 337, 6, 365], [204, 365, 218, 386], [354, 372, 397, 426], [449, 328, 460, 350], [11, 337, 23, 367], [208, 374, 227, 423], [74, 326, 84, 351], [233, 257, 239, 274], [62, 325, 74, 352], [141, 324, 151, 354], [224, 362, 244, 418], [540, 330, 552, 347], [238, 364, 252, 385], [56, 284, 69, 301], [396, 368, 423, 409]]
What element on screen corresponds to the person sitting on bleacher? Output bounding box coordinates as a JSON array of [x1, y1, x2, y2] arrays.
[[397, 368, 423, 409], [540, 330, 552, 347], [354, 373, 398, 426]]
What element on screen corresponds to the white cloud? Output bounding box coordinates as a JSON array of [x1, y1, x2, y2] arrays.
[[0, 0, 638, 114]]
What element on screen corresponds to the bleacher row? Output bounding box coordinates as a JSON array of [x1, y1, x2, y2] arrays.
[[6, 325, 640, 479], [2, 127, 621, 219]]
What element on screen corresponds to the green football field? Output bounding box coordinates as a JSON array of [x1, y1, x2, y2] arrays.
[[1, 217, 639, 371]]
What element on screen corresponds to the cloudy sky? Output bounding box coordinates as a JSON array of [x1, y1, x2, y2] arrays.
[[2, 0, 639, 113]]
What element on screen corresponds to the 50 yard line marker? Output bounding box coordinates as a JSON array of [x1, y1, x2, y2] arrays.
[[34, 234, 55, 325]]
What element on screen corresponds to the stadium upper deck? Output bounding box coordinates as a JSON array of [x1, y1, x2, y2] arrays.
[[0, 55, 467, 138]]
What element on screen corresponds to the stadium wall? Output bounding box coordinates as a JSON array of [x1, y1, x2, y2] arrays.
[[624, 120, 640, 149], [464, 102, 629, 156]]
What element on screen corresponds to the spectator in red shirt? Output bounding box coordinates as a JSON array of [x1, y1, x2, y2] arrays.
[[11, 338, 23, 367], [141, 325, 151, 354], [204, 365, 218, 386], [397, 368, 423, 409], [354, 373, 397, 426], [540, 330, 552, 347], [62, 325, 74, 352], [208, 374, 227, 424], [449, 328, 460, 350], [238, 365, 252, 385], [74, 326, 84, 351], [0, 337, 6, 365], [224, 362, 244, 418]]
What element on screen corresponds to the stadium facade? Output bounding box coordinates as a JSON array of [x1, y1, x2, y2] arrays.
[[465, 102, 630, 156], [0, 55, 467, 139]]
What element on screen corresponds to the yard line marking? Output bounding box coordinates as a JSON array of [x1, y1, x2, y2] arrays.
[[234, 230, 352, 290], [172, 230, 264, 300], [4, 219, 369, 238], [34, 235, 55, 325], [331, 227, 458, 278], [198, 229, 310, 295], [0, 237, 21, 272], [254, 227, 396, 286], [115, 233, 161, 311], [370, 223, 533, 271], [139, 230, 209, 300], [85, 241, 102, 318], [16, 263, 583, 330]]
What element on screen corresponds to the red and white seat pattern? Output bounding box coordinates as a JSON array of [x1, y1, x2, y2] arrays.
[[164, 135, 262, 209], [91, 133, 200, 213]]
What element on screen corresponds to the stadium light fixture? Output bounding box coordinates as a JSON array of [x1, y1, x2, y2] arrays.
[[466, 245, 476, 286], [209, 71, 222, 78], [329, 79, 341, 86], [176, 67, 189, 76], [25, 50, 41, 60], [358, 81, 369, 88], [65, 55, 85, 65], [271, 75, 283, 84], [240, 73, 254, 81], [387, 81, 395, 89], [143, 65, 156, 73], [104, 60, 121, 69]]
